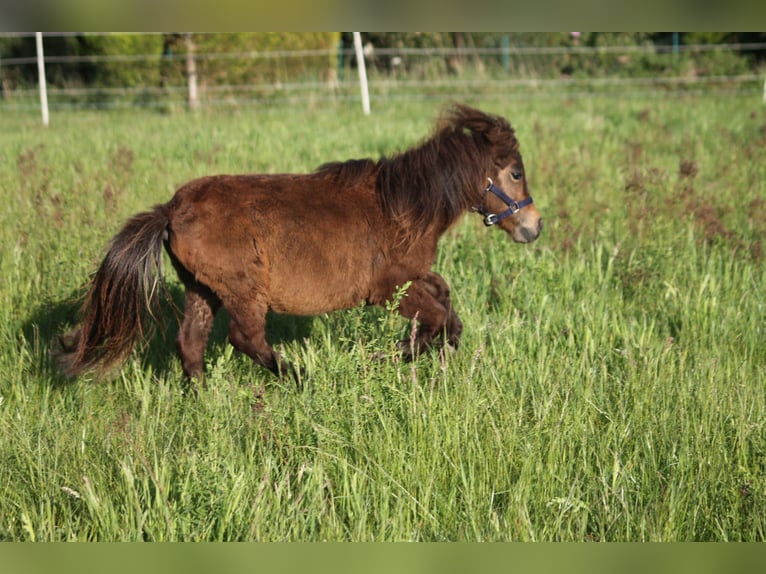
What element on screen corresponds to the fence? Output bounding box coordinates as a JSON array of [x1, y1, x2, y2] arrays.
[[1, 32, 765, 119]]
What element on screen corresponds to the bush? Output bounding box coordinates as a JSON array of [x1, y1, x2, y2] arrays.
[[160, 33, 340, 88]]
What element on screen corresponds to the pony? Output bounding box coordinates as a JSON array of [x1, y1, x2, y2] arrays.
[[56, 103, 542, 382]]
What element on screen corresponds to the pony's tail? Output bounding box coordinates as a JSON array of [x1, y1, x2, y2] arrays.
[[56, 205, 170, 378]]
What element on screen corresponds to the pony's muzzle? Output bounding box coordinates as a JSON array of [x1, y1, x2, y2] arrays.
[[522, 218, 543, 242], [515, 216, 543, 243]]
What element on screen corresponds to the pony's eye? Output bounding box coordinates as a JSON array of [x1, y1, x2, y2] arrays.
[[511, 171, 523, 182]]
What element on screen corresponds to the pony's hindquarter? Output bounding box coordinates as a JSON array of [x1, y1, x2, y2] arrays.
[[55, 205, 169, 377]]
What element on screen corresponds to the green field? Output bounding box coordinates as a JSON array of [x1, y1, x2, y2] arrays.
[[0, 95, 764, 541]]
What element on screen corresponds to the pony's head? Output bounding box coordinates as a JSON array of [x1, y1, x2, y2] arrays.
[[444, 104, 543, 243]]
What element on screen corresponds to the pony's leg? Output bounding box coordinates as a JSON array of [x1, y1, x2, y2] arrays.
[[394, 272, 463, 357], [225, 301, 292, 378], [422, 271, 463, 349], [176, 284, 221, 380]]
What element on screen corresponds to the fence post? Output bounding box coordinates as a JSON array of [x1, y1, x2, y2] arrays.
[[337, 36, 344, 82], [502, 34, 510, 71], [185, 33, 199, 111], [36, 32, 49, 126], [353, 32, 370, 115]]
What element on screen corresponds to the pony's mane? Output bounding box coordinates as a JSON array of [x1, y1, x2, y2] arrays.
[[315, 158, 377, 189], [315, 104, 520, 242]]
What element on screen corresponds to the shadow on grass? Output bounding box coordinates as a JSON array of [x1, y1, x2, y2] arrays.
[[21, 283, 315, 388]]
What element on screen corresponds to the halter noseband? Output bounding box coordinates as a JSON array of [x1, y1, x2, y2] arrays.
[[473, 177, 534, 227]]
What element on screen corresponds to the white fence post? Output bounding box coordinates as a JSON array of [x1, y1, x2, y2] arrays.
[[185, 33, 199, 110], [35, 32, 49, 126], [353, 32, 370, 115]]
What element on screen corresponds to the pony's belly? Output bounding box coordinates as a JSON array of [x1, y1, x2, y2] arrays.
[[268, 283, 366, 316], [265, 240, 373, 315]]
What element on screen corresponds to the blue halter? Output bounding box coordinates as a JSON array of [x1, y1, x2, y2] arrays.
[[474, 177, 534, 227]]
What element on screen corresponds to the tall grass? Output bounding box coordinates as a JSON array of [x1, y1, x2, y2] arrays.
[[0, 95, 764, 541]]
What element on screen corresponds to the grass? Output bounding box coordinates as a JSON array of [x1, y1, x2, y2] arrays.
[[0, 95, 764, 541]]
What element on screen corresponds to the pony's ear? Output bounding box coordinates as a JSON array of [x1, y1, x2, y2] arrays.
[[477, 111, 519, 166], [440, 103, 519, 167], [489, 124, 519, 167]]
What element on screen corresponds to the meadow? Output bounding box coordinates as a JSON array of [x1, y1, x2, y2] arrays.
[[0, 93, 764, 541]]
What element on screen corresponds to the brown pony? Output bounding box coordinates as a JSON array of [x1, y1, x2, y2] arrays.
[[56, 103, 542, 381]]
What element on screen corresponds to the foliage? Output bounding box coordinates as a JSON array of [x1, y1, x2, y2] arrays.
[[161, 33, 340, 87], [0, 95, 764, 540], [3, 33, 765, 96], [82, 34, 165, 88], [0, 33, 339, 99]]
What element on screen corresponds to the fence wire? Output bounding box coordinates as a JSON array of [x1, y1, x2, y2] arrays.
[[1, 33, 765, 112]]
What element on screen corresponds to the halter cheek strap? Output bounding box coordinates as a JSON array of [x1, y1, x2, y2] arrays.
[[473, 178, 534, 227]]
